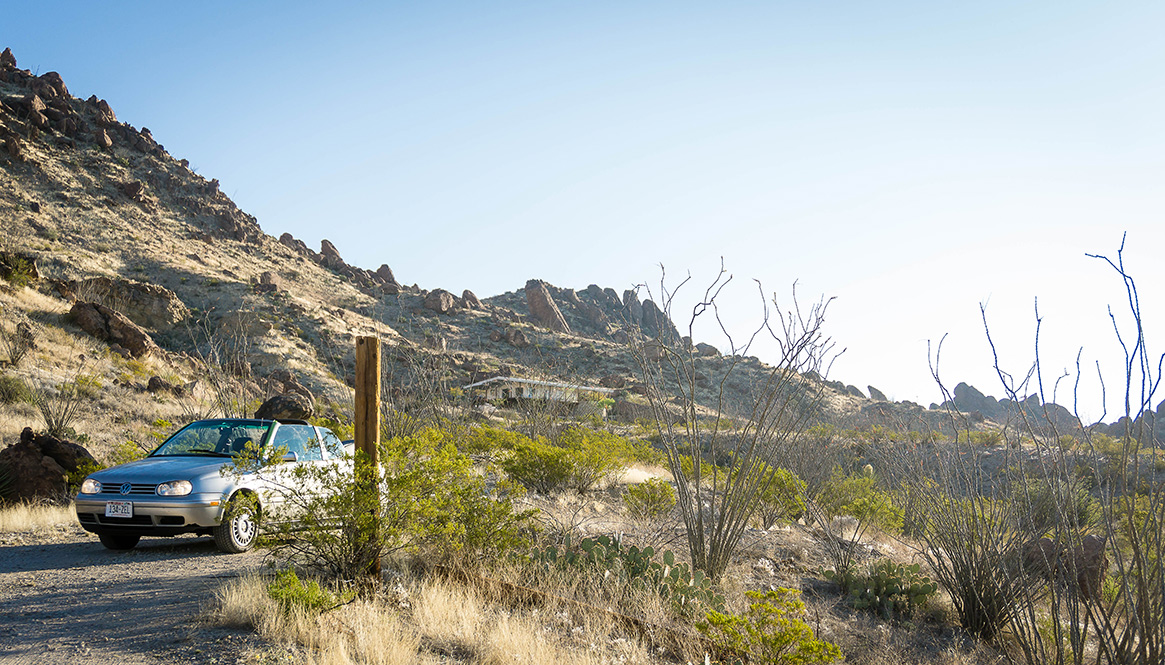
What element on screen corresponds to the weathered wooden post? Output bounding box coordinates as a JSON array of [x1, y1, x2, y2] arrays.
[[354, 335, 381, 578]]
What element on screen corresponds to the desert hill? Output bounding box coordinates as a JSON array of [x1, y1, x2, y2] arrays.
[[0, 45, 1137, 460]]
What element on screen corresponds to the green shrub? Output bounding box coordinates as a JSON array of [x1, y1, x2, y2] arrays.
[[697, 588, 843, 664], [501, 439, 576, 493], [623, 477, 676, 521], [246, 427, 535, 577], [0, 375, 32, 404], [0, 252, 37, 288], [67, 461, 105, 494], [462, 424, 532, 456], [824, 559, 937, 619], [532, 535, 724, 617], [818, 471, 902, 534], [1011, 478, 1100, 536], [266, 568, 350, 614], [556, 426, 648, 490], [754, 466, 806, 529]]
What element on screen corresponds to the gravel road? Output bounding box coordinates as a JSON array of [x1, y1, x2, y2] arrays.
[[0, 524, 271, 664]]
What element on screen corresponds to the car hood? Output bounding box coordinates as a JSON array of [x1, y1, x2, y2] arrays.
[[90, 456, 232, 482]]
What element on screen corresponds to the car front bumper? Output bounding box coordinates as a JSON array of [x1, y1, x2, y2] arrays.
[[75, 493, 226, 536]]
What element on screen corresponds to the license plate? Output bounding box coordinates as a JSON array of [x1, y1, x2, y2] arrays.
[[105, 501, 133, 518]]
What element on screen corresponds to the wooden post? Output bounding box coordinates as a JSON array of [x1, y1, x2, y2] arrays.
[[354, 336, 381, 578]]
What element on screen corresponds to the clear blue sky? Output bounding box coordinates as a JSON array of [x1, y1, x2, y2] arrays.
[[7, 1, 1164, 422]]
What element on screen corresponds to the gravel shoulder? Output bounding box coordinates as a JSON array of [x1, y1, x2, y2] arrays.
[[0, 525, 272, 664]]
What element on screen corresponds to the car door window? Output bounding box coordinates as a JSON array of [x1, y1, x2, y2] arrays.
[[318, 429, 346, 459], [270, 424, 323, 461]]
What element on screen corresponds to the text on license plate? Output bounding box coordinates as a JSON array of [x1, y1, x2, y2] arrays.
[[105, 501, 133, 518]]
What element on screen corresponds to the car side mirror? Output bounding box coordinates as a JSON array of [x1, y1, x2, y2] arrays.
[[281, 451, 299, 463]]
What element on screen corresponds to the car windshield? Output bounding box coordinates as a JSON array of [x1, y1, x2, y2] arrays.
[[151, 420, 271, 457]]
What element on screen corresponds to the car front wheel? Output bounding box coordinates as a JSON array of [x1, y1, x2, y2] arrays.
[[213, 495, 259, 553], [98, 532, 141, 550]]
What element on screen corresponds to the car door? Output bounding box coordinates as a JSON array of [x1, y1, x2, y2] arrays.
[[259, 423, 329, 522]]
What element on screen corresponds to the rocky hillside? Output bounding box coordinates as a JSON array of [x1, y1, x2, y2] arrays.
[[0, 46, 1121, 463]]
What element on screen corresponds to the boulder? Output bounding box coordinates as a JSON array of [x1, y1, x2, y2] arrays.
[[254, 271, 283, 294], [278, 233, 315, 258], [578, 301, 606, 325], [70, 301, 160, 358], [146, 375, 177, 395], [25, 94, 46, 114], [424, 289, 456, 314], [599, 375, 626, 389], [266, 369, 314, 402], [119, 180, 147, 203], [39, 71, 68, 97], [867, 385, 888, 401], [461, 289, 483, 309], [319, 239, 345, 269], [0, 427, 99, 502], [623, 289, 643, 325], [56, 277, 189, 330], [254, 393, 314, 421], [504, 327, 529, 348], [5, 136, 24, 162], [695, 342, 720, 357], [0, 48, 15, 70], [94, 128, 112, 149], [94, 99, 117, 126], [524, 279, 570, 333], [375, 264, 397, 285]]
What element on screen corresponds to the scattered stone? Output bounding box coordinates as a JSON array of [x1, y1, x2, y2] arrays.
[[524, 279, 570, 333], [254, 393, 314, 421], [69, 301, 161, 358], [119, 180, 147, 202], [29, 201, 40, 214]]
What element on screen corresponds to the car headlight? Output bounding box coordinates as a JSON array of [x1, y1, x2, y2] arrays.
[[156, 480, 193, 496], [80, 478, 101, 494]]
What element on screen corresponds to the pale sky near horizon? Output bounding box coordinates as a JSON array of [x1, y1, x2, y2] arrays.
[[6, 2, 1164, 423]]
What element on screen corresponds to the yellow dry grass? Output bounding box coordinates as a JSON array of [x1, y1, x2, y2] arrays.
[[0, 502, 77, 532], [211, 570, 658, 665]]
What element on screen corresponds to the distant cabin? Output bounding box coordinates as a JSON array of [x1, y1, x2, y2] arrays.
[[463, 376, 616, 405]]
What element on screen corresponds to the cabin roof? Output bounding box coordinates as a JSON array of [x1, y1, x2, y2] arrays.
[[462, 376, 617, 394]]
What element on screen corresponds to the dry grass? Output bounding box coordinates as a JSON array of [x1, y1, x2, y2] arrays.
[[211, 568, 660, 665], [0, 502, 78, 532]]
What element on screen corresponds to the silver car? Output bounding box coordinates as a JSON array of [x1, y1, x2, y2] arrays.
[[74, 418, 349, 552]]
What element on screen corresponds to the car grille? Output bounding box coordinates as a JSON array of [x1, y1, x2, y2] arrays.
[[98, 483, 158, 496], [96, 514, 154, 526]]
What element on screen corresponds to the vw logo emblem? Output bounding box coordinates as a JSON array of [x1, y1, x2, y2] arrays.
[[120, 483, 132, 495]]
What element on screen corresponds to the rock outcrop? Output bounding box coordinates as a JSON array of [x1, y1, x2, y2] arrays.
[[524, 279, 571, 333], [69, 301, 161, 358], [424, 289, 456, 314], [55, 277, 189, 330], [0, 428, 98, 502]]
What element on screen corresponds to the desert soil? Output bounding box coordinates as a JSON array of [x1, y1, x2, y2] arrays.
[[0, 524, 269, 664]]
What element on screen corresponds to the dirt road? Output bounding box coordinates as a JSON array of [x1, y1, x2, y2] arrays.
[[0, 525, 270, 664]]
